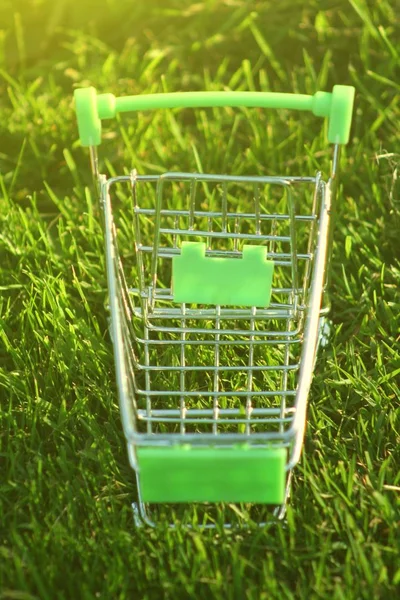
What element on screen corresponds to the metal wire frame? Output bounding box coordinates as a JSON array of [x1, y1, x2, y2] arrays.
[[96, 144, 339, 526], [102, 169, 327, 428]]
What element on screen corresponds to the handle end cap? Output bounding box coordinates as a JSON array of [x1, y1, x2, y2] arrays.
[[74, 87, 101, 147], [328, 85, 355, 145]]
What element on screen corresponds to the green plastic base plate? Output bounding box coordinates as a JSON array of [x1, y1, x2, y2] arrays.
[[137, 445, 286, 504], [172, 242, 274, 307]]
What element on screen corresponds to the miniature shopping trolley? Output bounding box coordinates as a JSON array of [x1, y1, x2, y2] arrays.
[[74, 85, 354, 527]]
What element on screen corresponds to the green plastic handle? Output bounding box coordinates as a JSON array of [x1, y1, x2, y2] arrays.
[[74, 85, 355, 147]]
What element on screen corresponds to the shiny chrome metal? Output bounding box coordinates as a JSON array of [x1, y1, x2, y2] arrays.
[[89, 146, 99, 180]]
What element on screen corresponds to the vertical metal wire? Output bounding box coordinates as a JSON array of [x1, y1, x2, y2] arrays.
[[323, 144, 341, 299], [189, 178, 196, 231], [150, 177, 164, 301], [89, 146, 99, 180], [172, 214, 179, 248], [254, 182, 261, 236], [269, 217, 277, 256], [130, 171, 146, 295], [279, 318, 291, 433], [233, 216, 240, 252], [213, 305, 221, 434], [221, 182, 228, 233], [246, 306, 256, 435], [286, 185, 299, 303], [143, 326, 152, 434], [302, 172, 321, 299], [207, 215, 212, 251], [180, 303, 187, 434]]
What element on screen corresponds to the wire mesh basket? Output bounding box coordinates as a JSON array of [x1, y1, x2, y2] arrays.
[[74, 85, 354, 527]]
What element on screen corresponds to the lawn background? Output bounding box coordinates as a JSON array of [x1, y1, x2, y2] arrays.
[[0, 0, 399, 598]]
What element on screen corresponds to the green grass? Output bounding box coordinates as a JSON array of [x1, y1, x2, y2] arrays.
[[1, 0, 399, 598]]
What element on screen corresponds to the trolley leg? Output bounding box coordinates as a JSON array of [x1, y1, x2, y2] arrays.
[[132, 471, 156, 528], [313, 316, 332, 372], [273, 469, 293, 520]]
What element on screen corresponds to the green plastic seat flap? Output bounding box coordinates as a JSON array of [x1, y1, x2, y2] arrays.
[[172, 242, 274, 307]]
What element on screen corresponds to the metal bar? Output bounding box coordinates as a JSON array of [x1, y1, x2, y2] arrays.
[[246, 306, 256, 434], [143, 325, 152, 434], [140, 325, 300, 338], [130, 170, 147, 293], [133, 363, 300, 373], [137, 246, 312, 261], [286, 184, 299, 295], [89, 146, 99, 179], [157, 227, 292, 242], [233, 215, 239, 252], [138, 416, 294, 425], [100, 177, 137, 440], [221, 182, 228, 233], [134, 389, 296, 397], [149, 177, 163, 299], [189, 178, 196, 230], [279, 317, 291, 434], [136, 208, 316, 222], [107, 173, 318, 184], [323, 144, 341, 300], [288, 180, 332, 469], [132, 302, 302, 315], [172, 214, 179, 248], [213, 305, 221, 434], [132, 337, 301, 347], [302, 172, 322, 298], [254, 183, 261, 235], [138, 407, 295, 417], [180, 303, 187, 434]]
